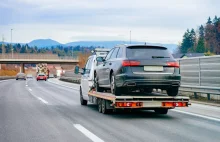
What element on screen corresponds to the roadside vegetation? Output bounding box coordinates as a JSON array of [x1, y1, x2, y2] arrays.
[[178, 16, 220, 55]]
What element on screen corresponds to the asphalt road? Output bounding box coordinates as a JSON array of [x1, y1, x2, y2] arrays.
[[0, 79, 220, 142]]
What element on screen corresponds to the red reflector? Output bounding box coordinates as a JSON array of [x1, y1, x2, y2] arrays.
[[162, 102, 187, 107], [167, 62, 179, 68], [122, 60, 140, 67]]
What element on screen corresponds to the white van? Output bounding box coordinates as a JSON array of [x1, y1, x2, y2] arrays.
[[76, 48, 110, 105]]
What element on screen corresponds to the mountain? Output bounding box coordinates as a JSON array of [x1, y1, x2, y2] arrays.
[[28, 39, 61, 47], [65, 41, 177, 53]]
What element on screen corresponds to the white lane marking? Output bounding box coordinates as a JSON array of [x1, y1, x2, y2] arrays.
[[172, 109, 220, 122], [29, 88, 32, 91], [26, 85, 28, 86], [37, 97, 49, 104], [0, 80, 10, 83], [48, 80, 79, 90], [73, 124, 104, 142]]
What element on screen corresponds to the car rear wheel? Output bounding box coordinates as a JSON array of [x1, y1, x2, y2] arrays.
[[154, 108, 168, 114], [80, 87, 87, 105], [95, 75, 104, 92], [110, 73, 121, 96], [166, 87, 179, 96]]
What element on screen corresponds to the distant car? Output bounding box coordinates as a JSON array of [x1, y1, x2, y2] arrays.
[[26, 74, 33, 79], [37, 73, 47, 81], [16, 73, 26, 80], [49, 74, 54, 78], [95, 45, 181, 96]]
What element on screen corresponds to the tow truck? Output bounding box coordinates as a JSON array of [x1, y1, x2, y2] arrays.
[[77, 47, 190, 114]]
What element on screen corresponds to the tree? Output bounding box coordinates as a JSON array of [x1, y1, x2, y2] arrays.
[[196, 25, 205, 53], [205, 17, 216, 52]]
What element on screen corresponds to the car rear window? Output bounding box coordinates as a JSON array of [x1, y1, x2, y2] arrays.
[[39, 74, 45, 76], [126, 46, 173, 59]]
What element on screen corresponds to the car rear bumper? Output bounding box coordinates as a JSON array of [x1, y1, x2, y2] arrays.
[[115, 74, 181, 88]]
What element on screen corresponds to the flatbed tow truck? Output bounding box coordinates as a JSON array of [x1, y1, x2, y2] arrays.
[[86, 90, 190, 114]]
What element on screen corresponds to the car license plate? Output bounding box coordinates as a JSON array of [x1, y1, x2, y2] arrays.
[[40, 77, 43, 79], [144, 66, 163, 71]]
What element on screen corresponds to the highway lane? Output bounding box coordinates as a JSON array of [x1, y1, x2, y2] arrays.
[[0, 79, 220, 142]]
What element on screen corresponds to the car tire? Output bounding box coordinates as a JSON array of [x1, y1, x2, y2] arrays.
[[45, 79, 47, 81], [110, 73, 121, 96], [101, 99, 111, 114], [154, 108, 168, 114], [167, 87, 179, 96], [95, 75, 104, 92], [37, 80, 38, 81], [80, 87, 87, 106], [16, 79, 18, 80], [98, 99, 102, 113]]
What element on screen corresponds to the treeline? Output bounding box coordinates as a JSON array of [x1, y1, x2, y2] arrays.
[[179, 16, 220, 54], [0, 44, 98, 56]]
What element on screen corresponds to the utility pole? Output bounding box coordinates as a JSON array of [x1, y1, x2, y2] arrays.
[[11, 29, 13, 59], [130, 30, 131, 44]]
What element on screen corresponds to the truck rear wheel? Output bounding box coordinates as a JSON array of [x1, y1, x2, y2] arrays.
[[101, 99, 111, 114], [98, 99, 102, 113], [80, 87, 87, 106], [154, 108, 168, 114]]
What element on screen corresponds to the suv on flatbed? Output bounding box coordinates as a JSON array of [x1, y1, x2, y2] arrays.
[[95, 45, 181, 96]]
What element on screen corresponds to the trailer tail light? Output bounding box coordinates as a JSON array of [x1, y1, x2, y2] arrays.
[[162, 102, 187, 107], [116, 102, 143, 108], [122, 60, 140, 67], [167, 62, 179, 68]]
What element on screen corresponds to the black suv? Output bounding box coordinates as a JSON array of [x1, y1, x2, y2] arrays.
[[95, 45, 181, 96]]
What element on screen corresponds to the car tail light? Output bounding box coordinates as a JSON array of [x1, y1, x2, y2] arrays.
[[167, 62, 179, 68], [122, 60, 140, 67]]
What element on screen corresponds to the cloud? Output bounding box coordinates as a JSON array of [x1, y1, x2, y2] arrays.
[[1, 0, 220, 43]]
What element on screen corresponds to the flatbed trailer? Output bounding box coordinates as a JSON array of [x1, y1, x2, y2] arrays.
[[87, 91, 190, 114]]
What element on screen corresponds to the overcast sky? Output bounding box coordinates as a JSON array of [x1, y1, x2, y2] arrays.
[[0, 0, 219, 44]]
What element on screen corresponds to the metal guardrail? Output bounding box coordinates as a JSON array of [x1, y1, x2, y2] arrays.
[[0, 76, 16, 80], [179, 55, 220, 100]]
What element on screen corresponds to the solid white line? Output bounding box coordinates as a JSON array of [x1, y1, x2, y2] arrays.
[[37, 97, 49, 104], [73, 124, 104, 142], [0, 80, 10, 83], [48, 80, 79, 90], [172, 109, 220, 122], [29, 88, 32, 91]]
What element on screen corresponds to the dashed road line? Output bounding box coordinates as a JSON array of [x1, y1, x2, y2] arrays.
[[37, 97, 49, 104], [73, 124, 104, 142]]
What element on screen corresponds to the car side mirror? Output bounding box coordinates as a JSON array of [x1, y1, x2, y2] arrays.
[[74, 66, 79, 74], [80, 68, 85, 75]]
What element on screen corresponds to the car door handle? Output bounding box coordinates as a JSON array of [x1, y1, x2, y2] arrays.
[[109, 63, 112, 65]]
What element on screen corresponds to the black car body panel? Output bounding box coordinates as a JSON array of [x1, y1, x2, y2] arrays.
[[95, 45, 181, 96]]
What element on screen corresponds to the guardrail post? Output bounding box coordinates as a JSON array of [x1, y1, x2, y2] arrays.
[[198, 58, 201, 86], [207, 93, 211, 100], [194, 92, 198, 99]]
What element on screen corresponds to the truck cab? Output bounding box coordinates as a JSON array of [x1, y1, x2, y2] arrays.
[[76, 48, 110, 105]]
